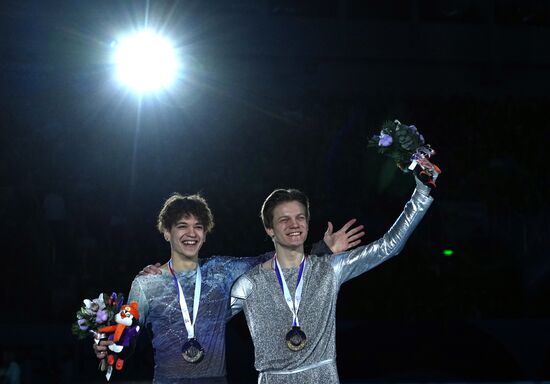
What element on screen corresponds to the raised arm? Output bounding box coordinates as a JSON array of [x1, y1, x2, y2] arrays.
[[331, 178, 433, 286]]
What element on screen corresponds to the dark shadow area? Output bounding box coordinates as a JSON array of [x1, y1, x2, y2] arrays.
[[1, 0, 548, 382]]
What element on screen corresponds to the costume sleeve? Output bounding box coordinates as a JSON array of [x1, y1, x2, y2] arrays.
[[225, 252, 274, 284], [331, 183, 433, 286], [310, 240, 332, 256], [127, 278, 149, 326], [230, 274, 254, 317], [224, 238, 332, 284]]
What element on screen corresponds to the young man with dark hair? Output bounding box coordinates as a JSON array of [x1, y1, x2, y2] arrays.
[[157, 193, 215, 235], [230, 176, 434, 383], [260, 189, 309, 229], [94, 192, 363, 383]]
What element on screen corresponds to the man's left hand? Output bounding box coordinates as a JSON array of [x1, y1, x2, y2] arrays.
[[324, 218, 365, 253]]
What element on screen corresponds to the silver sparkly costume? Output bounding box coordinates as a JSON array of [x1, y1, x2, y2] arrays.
[[231, 184, 433, 384], [128, 241, 330, 384]]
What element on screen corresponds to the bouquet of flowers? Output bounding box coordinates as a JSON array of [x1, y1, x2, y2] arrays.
[[368, 120, 441, 187], [72, 292, 126, 380], [72, 292, 124, 340]]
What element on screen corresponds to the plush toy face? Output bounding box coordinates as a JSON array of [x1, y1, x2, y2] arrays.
[[115, 304, 139, 326]]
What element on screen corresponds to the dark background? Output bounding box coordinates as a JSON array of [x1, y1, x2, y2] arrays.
[[1, 0, 549, 383]]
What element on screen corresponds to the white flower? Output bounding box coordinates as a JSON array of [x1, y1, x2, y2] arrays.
[[92, 294, 106, 311], [83, 293, 106, 314]]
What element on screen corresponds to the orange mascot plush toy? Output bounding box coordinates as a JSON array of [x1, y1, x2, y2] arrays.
[[98, 301, 140, 370]]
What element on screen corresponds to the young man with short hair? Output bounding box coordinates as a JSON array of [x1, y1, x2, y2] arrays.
[[230, 176, 434, 383], [94, 193, 363, 383]]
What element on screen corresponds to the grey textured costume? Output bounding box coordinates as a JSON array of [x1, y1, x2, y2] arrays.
[[126, 241, 330, 383], [231, 184, 433, 383]]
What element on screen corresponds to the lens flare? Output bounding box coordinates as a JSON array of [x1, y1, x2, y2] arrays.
[[114, 30, 179, 92]]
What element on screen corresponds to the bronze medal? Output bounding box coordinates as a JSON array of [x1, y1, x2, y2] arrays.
[[286, 326, 307, 351], [182, 338, 204, 363]]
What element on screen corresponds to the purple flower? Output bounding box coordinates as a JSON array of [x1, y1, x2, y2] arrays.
[[409, 125, 418, 133], [78, 319, 89, 331], [96, 309, 108, 324], [378, 133, 393, 147], [115, 295, 125, 311]]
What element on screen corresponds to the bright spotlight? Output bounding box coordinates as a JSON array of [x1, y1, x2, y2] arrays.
[[114, 30, 179, 93]]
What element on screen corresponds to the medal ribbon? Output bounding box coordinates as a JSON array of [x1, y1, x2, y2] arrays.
[[273, 255, 306, 327], [168, 260, 201, 340]]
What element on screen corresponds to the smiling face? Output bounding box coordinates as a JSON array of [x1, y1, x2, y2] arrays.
[[265, 200, 309, 251], [115, 304, 138, 326], [164, 214, 206, 261]]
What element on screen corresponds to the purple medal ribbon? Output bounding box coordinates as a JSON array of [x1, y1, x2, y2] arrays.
[[273, 255, 306, 327]]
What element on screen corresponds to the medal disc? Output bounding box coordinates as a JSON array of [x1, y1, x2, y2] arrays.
[[286, 326, 307, 351], [181, 338, 204, 363]]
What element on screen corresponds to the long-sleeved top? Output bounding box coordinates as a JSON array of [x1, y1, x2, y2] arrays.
[[128, 241, 331, 384], [230, 186, 433, 384]]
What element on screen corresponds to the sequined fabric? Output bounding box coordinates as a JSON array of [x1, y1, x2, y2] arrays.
[[231, 187, 433, 383], [129, 255, 267, 383], [128, 241, 331, 383]]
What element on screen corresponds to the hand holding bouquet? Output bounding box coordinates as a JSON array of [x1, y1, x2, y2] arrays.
[[72, 292, 139, 381]]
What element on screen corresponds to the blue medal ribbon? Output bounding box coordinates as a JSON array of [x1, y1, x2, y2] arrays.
[[273, 255, 306, 327]]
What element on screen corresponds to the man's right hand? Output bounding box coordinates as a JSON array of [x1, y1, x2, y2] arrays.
[[93, 339, 114, 360], [137, 262, 162, 276]]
